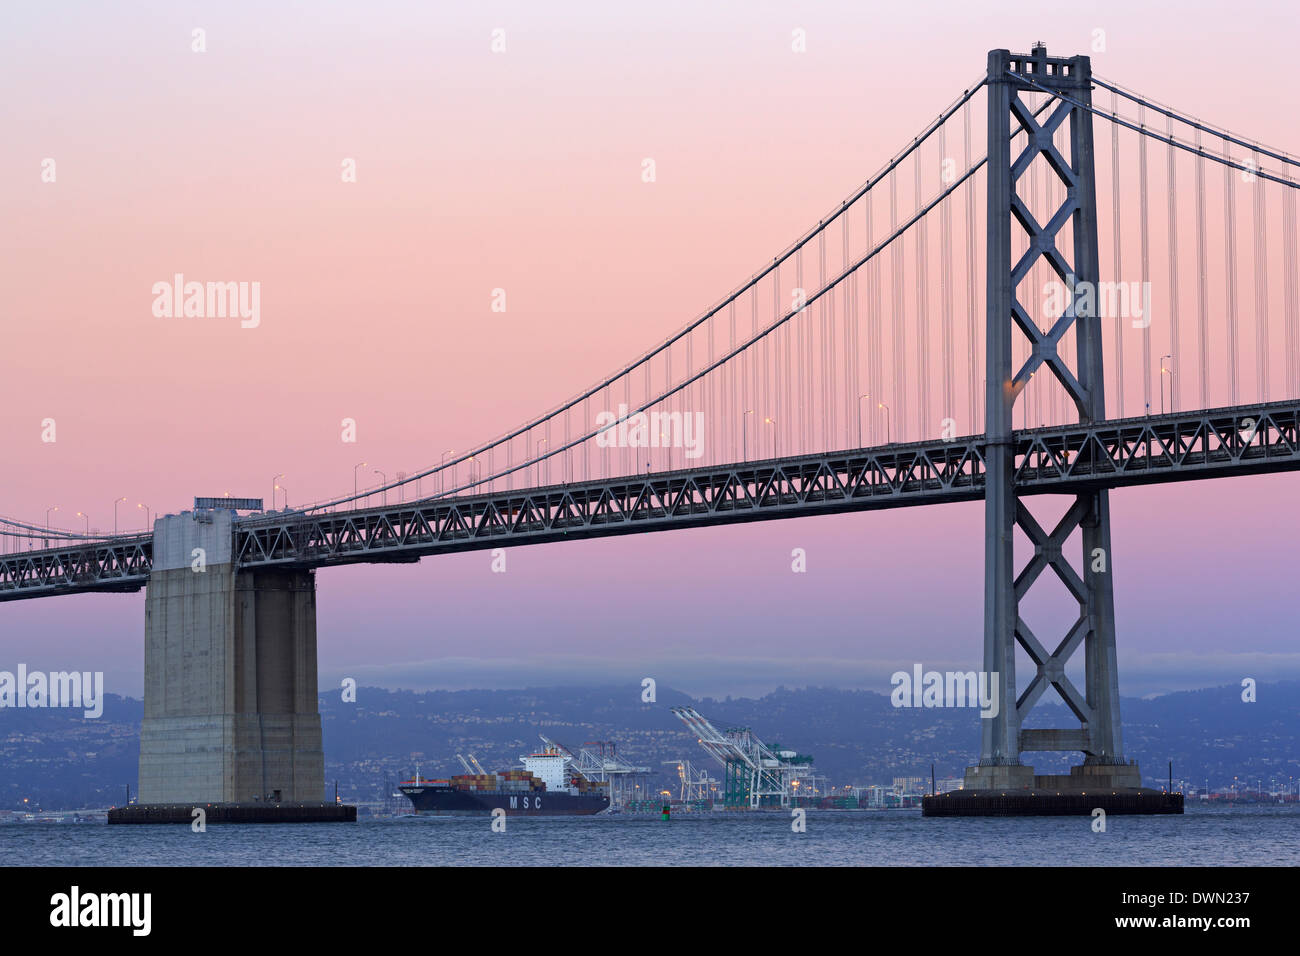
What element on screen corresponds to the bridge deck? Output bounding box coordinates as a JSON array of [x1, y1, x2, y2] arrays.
[[3, 400, 1297, 602]]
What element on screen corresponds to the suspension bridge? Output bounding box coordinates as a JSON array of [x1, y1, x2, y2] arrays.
[[3, 45, 1297, 815]]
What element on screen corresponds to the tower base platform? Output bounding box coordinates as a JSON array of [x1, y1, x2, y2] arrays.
[[922, 788, 1182, 816], [923, 760, 1184, 815], [108, 802, 356, 824]]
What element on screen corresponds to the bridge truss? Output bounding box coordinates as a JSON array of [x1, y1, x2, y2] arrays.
[[2, 400, 1299, 602]]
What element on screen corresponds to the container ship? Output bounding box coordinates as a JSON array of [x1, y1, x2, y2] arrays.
[[399, 744, 610, 816]]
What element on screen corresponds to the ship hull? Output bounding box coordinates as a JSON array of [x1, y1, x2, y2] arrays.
[[400, 786, 608, 816]]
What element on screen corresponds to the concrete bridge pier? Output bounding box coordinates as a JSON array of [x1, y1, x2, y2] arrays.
[[115, 510, 345, 821]]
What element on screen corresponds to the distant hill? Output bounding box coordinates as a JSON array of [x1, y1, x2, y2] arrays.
[[0, 693, 142, 809], [1, 681, 1296, 808]]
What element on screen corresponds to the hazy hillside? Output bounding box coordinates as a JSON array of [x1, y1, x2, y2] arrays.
[[2, 681, 1296, 808]]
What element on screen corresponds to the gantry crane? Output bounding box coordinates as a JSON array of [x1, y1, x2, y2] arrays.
[[539, 735, 650, 807], [661, 759, 717, 802], [671, 706, 815, 808]]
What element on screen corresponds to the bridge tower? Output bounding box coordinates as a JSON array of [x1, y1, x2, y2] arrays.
[[136, 510, 326, 807], [966, 45, 1141, 792]]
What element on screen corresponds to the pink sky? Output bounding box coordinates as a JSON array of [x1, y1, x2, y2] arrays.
[[2, 1, 1298, 699]]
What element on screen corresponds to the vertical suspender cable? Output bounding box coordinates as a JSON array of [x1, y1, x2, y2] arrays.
[[686, 327, 694, 470], [786, 265, 793, 456], [1252, 148, 1269, 402], [965, 101, 978, 433], [1028, 142, 1041, 428], [843, 214, 855, 448], [1039, 126, 1051, 426], [751, 286, 760, 446], [915, 150, 930, 438], [825, 227, 834, 446], [1224, 135, 1239, 405], [783, 263, 792, 456], [940, 125, 955, 431], [807, 241, 816, 450], [1166, 115, 1180, 413], [729, 302, 737, 459], [1044, 117, 1054, 425], [1195, 128, 1210, 409], [708, 301, 716, 465], [790, 251, 800, 452], [665, 343, 672, 470], [809, 238, 817, 449], [819, 229, 830, 448], [1053, 118, 1067, 426], [1138, 103, 1152, 416], [852, 268, 860, 448], [866, 194, 878, 443], [774, 269, 784, 457], [1284, 163, 1300, 399], [1110, 92, 1126, 417], [891, 172, 905, 439]]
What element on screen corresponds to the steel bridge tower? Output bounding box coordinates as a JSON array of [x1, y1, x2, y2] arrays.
[[964, 46, 1141, 792]]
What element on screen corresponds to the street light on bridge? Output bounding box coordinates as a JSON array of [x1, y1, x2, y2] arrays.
[[138, 503, 151, 532], [75, 511, 89, 537], [353, 462, 368, 499], [1160, 355, 1174, 415], [1022, 371, 1035, 430], [440, 450, 454, 494], [113, 497, 127, 535], [272, 474, 284, 510], [373, 470, 387, 506], [878, 403, 891, 444], [764, 417, 778, 458]]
